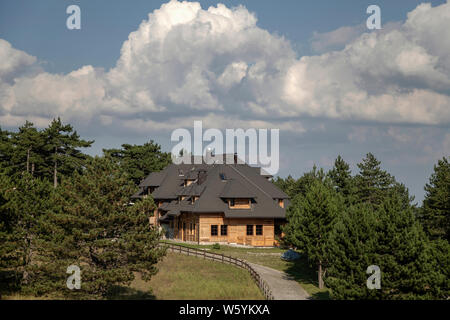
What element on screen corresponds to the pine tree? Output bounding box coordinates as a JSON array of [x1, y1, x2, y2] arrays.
[[0, 172, 53, 293], [273, 175, 298, 199], [103, 141, 171, 185], [328, 155, 355, 204], [45, 157, 166, 298], [421, 157, 450, 241], [326, 191, 443, 299], [0, 128, 13, 173], [10, 121, 45, 178], [283, 179, 341, 289], [42, 118, 93, 188], [274, 166, 327, 199], [355, 153, 395, 206], [324, 203, 379, 299]]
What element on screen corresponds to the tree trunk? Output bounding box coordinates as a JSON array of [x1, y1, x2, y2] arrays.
[[53, 147, 57, 188], [318, 261, 324, 289], [22, 233, 33, 285], [31, 163, 35, 176]]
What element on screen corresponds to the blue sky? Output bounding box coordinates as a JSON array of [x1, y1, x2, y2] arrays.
[[0, 0, 449, 202]]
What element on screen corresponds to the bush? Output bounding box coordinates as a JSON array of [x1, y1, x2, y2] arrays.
[[212, 243, 221, 250]]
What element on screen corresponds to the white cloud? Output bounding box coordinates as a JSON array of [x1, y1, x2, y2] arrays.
[[0, 0, 449, 132], [311, 24, 366, 53], [281, 1, 450, 125], [0, 39, 38, 82]]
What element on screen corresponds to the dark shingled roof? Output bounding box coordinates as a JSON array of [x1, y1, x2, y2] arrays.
[[139, 171, 166, 187], [133, 155, 289, 219], [219, 179, 257, 198], [176, 184, 206, 196]]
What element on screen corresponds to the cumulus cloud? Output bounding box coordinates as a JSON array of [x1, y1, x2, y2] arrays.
[[281, 1, 450, 125], [0, 0, 449, 132], [311, 24, 366, 53]]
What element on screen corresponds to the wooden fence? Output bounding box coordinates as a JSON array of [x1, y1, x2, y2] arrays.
[[160, 242, 274, 300]]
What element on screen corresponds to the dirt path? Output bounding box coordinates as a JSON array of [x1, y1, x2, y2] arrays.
[[248, 262, 310, 300]]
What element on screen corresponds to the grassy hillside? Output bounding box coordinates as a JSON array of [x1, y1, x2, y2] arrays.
[[162, 241, 330, 299], [111, 252, 264, 300]]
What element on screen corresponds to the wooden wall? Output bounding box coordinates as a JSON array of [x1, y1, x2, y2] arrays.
[[198, 214, 275, 247], [172, 213, 199, 242]]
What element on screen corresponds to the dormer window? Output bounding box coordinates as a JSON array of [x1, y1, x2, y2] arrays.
[[277, 199, 284, 208], [228, 198, 251, 209]]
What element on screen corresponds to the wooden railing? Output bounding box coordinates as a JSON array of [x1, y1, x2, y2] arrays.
[[160, 241, 274, 300]]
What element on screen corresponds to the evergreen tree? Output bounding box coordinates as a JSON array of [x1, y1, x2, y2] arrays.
[[103, 141, 171, 185], [10, 121, 45, 178], [328, 155, 355, 204], [283, 179, 341, 289], [273, 175, 298, 199], [0, 128, 13, 173], [45, 157, 166, 298], [326, 192, 443, 299], [0, 172, 53, 292], [274, 165, 326, 199], [355, 153, 396, 206], [421, 157, 450, 241], [324, 204, 379, 299], [42, 118, 93, 188]]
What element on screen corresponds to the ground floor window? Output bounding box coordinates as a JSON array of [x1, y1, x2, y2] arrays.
[[221, 225, 228, 236], [246, 224, 253, 236], [211, 225, 218, 236], [256, 225, 263, 235]]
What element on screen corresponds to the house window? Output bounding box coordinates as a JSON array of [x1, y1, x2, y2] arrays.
[[246, 225, 253, 236], [221, 225, 228, 236], [256, 225, 263, 235], [229, 198, 251, 209], [211, 225, 218, 236]]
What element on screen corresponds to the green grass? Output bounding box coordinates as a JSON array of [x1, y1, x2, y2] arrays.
[[162, 240, 330, 299], [121, 252, 265, 300], [2, 252, 264, 300]]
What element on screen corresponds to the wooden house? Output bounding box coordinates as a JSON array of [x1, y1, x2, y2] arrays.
[[132, 155, 289, 247]]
